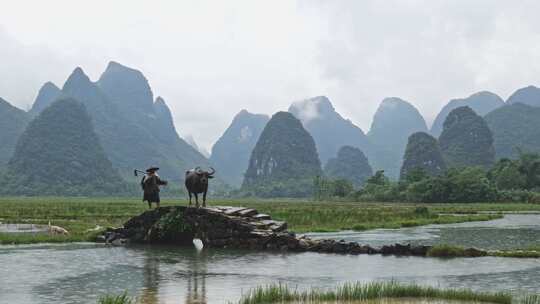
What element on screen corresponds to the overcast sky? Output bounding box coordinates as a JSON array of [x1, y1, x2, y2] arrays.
[[1, 0, 540, 150]]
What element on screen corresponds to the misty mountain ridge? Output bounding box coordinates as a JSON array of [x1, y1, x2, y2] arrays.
[[211, 109, 270, 187], [30, 62, 210, 181], [367, 97, 428, 179], [29, 81, 61, 116], [431, 91, 505, 137], [3, 59, 540, 192], [184, 134, 210, 158], [506, 85, 540, 107], [288, 95, 370, 166]]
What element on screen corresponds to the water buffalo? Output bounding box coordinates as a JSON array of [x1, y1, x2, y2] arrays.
[[185, 167, 215, 207]]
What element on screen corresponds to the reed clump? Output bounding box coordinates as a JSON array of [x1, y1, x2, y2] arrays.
[[97, 292, 134, 304], [237, 281, 513, 304]]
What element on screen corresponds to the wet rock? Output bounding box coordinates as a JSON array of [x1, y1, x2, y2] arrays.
[[252, 214, 271, 220], [111, 238, 129, 246], [238, 208, 258, 217], [411, 245, 431, 256]]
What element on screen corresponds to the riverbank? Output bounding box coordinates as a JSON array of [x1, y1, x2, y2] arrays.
[[1, 197, 539, 244], [98, 281, 540, 304]]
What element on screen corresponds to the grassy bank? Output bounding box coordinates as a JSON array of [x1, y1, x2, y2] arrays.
[[98, 282, 540, 304], [0, 197, 538, 244], [237, 282, 513, 304]]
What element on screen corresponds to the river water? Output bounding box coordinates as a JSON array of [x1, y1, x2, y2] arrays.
[[1, 214, 539, 304], [306, 214, 540, 250]]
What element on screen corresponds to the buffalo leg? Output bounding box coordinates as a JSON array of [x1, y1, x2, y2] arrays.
[[203, 191, 207, 207], [188, 192, 192, 206], [194, 193, 199, 208]]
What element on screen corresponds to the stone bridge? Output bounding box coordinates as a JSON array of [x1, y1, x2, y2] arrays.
[[101, 206, 487, 257]]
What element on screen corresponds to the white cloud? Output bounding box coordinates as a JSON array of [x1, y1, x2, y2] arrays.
[[1, 0, 540, 150]]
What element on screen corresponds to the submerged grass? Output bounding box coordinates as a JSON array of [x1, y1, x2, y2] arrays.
[[522, 295, 540, 304], [237, 281, 513, 304], [97, 292, 134, 304], [0, 197, 536, 244]]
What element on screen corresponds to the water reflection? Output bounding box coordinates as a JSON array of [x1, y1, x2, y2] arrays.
[[140, 254, 160, 304], [184, 250, 207, 304], [136, 245, 209, 304]]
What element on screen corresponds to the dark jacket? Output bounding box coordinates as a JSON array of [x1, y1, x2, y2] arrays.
[[141, 175, 167, 203]]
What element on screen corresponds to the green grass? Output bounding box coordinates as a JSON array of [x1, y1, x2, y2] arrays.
[[0, 197, 537, 244], [427, 244, 540, 258], [97, 292, 134, 304], [491, 249, 540, 258], [236, 281, 513, 304]]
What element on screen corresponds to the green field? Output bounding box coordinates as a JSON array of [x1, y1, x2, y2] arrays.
[[1, 197, 539, 244]]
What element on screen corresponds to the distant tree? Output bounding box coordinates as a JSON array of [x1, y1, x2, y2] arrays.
[[488, 158, 526, 190], [405, 176, 450, 203], [332, 178, 354, 197], [400, 132, 446, 180], [445, 167, 496, 203], [366, 170, 390, 186], [439, 106, 495, 169], [406, 167, 496, 203], [401, 168, 430, 185], [313, 176, 354, 200], [324, 145, 373, 188], [517, 153, 540, 190]]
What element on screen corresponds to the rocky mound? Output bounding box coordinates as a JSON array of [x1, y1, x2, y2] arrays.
[[100, 206, 490, 257]]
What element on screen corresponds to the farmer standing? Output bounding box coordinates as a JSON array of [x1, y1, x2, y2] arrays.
[[141, 167, 168, 209]]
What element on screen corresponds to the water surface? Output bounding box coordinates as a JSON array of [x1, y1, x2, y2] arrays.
[[307, 214, 540, 250], [1, 214, 539, 304]]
